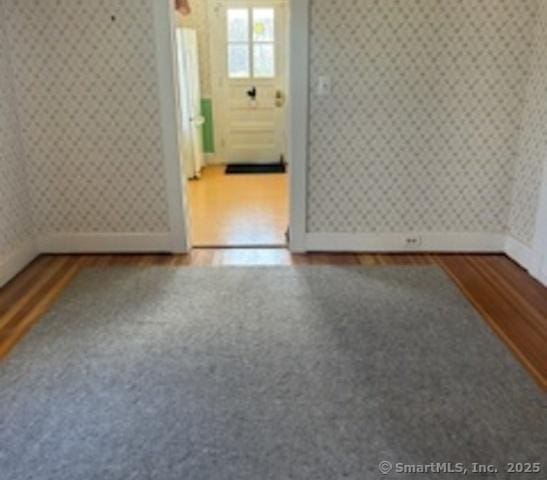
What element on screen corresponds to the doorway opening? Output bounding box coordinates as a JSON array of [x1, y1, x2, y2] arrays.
[[174, 0, 290, 248]]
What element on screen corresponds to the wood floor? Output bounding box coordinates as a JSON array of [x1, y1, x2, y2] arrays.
[[1, 252, 546, 390], [187, 165, 288, 246]]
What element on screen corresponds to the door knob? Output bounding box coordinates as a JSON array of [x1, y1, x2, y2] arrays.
[[275, 90, 285, 107]]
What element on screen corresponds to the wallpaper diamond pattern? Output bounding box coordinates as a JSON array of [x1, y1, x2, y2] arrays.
[[0, 4, 33, 261], [2, 0, 546, 257], [509, 1, 547, 246], [4, 0, 170, 235], [307, 0, 537, 234]]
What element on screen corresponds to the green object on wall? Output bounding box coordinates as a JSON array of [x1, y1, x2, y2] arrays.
[[201, 98, 215, 153]]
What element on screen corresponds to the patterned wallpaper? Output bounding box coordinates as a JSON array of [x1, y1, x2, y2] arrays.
[[178, 0, 212, 96], [508, 1, 547, 246], [0, 2, 33, 262], [307, 0, 537, 234], [1, 0, 545, 257], [3, 0, 170, 235]]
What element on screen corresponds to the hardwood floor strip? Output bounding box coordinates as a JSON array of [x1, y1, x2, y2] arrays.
[[0, 256, 52, 316], [307, 254, 359, 265], [188, 249, 218, 266], [437, 256, 546, 389], [472, 256, 547, 342], [464, 257, 547, 353], [357, 255, 377, 266], [0, 257, 85, 359], [0, 258, 76, 337], [491, 256, 547, 318], [0, 257, 71, 332], [215, 248, 293, 266]]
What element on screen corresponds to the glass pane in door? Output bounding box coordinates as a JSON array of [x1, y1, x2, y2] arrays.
[[253, 8, 275, 42], [228, 9, 249, 42], [253, 43, 275, 78], [228, 44, 250, 78]]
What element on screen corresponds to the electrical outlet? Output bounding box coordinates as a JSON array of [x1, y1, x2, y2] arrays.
[[404, 236, 422, 248]]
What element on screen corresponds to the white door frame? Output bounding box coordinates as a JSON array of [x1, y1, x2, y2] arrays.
[[153, 0, 308, 252], [286, 0, 308, 252]]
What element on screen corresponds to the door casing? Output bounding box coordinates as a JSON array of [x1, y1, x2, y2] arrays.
[[154, 0, 308, 252]]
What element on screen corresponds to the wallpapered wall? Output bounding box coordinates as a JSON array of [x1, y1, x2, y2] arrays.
[[3, 0, 170, 235], [509, 0, 547, 247], [0, 3, 33, 264], [1, 0, 546, 266], [307, 0, 537, 234]]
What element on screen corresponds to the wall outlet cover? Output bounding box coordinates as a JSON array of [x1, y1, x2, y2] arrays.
[[404, 236, 422, 247]]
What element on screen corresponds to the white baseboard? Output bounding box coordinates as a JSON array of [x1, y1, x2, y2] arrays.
[[3, 231, 545, 289], [0, 239, 38, 288], [1, 233, 178, 287], [305, 232, 505, 253], [37, 233, 174, 254], [504, 235, 546, 286]]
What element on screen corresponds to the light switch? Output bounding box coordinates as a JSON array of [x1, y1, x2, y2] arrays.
[[317, 76, 331, 96]]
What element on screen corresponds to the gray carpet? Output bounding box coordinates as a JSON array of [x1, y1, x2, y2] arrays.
[[0, 267, 545, 480]]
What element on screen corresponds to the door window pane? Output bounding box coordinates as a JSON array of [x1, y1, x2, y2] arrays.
[[228, 44, 250, 78], [228, 9, 249, 42], [253, 43, 275, 78], [227, 7, 275, 79], [253, 8, 274, 42]]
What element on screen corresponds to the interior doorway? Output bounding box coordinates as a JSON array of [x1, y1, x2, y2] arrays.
[[174, 0, 290, 248]]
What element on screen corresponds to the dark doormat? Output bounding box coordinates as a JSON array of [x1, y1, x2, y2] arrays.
[[226, 163, 286, 174]]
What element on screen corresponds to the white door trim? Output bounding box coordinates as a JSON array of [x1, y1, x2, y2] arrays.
[[153, 0, 191, 253], [287, 0, 309, 252], [156, 0, 308, 252]]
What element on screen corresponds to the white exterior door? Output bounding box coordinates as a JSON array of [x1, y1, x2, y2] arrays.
[[211, 1, 287, 164]]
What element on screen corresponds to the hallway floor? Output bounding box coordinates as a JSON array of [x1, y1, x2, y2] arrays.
[[187, 165, 288, 246]]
